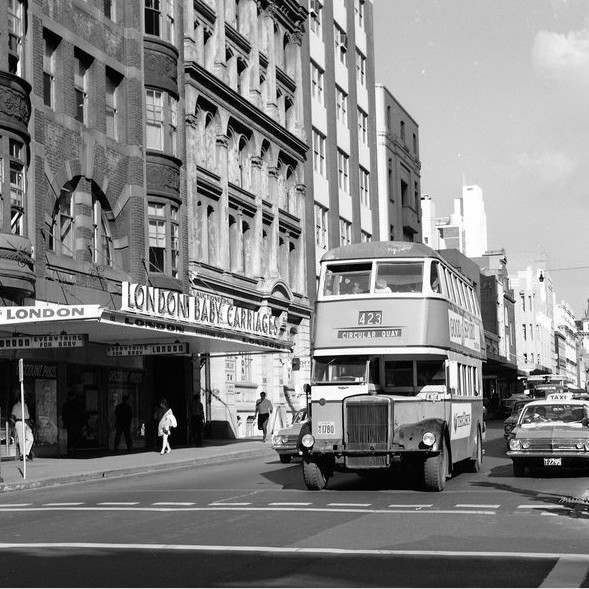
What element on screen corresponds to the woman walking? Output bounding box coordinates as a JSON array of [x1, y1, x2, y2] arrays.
[[157, 398, 177, 455]]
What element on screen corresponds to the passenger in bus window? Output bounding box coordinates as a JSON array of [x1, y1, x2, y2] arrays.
[[375, 279, 392, 293]]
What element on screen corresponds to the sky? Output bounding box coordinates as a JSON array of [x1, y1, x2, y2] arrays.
[[372, 0, 589, 317]]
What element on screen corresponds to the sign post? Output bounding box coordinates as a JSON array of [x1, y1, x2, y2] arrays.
[[18, 358, 26, 479]]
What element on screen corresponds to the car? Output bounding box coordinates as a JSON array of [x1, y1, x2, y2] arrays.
[[499, 394, 532, 418], [271, 409, 309, 463], [507, 393, 589, 477], [503, 400, 532, 446]]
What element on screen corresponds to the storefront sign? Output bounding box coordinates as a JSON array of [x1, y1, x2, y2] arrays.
[[106, 342, 189, 357], [0, 334, 86, 349], [0, 305, 102, 324], [121, 282, 283, 340]]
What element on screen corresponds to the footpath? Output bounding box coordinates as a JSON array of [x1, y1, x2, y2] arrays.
[[0, 438, 275, 494]]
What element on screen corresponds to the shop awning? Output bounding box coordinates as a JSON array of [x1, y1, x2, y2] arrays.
[[0, 304, 292, 355]]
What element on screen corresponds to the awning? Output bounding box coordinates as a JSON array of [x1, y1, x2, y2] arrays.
[[0, 304, 292, 355]]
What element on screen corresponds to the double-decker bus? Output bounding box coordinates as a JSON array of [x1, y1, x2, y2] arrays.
[[301, 241, 485, 491]]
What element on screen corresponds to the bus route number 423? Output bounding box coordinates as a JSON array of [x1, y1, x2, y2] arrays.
[[318, 421, 336, 435], [358, 311, 382, 326]]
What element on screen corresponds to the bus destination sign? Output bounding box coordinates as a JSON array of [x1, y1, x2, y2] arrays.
[[0, 334, 86, 350], [106, 342, 189, 357], [338, 328, 402, 339]]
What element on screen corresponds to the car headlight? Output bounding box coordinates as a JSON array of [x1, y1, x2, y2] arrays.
[[584, 441, 589, 451], [272, 435, 288, 445], [521, 440, 530, 449], [422, 432, 436, 447], [509, 439, 522, 451], [576, 441, 584, 450], [301, 434, 315, 448]]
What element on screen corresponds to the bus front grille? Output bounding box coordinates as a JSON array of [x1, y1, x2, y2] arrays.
[[344, 400, 390, 452]]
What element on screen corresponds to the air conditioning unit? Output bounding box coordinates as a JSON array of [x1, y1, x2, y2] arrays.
[[340, 33, 348, 52]]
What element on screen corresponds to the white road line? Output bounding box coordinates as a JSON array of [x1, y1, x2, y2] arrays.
[[540, 556, 589, 588], [0, 504, 32, 507], [455, 504, 500, 509], [388, 504, 433, 508], [268, 502, 312, 506], [1, 543, 589, 562], [152, 502, 195, 506], [208, 502, 252, 506], [42, 502, 85, 506], [328, 503, 372, 507], [517, 504, 571, 511], [97, 502, 139, 506], [541, 512, 559, 517]]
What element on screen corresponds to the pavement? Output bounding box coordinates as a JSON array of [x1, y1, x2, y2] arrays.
[[0, 438, 276, 494]]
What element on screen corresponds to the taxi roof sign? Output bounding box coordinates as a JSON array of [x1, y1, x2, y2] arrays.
[[546, 392, 573, 401]]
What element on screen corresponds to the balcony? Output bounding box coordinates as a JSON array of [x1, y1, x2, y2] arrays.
[[0, 233, 35, 298], [0, 70, 31, 141], [401, 205, 420, 235]]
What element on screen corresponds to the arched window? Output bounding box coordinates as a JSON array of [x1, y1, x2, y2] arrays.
[[207, 205, 216, 264], [49, 185, 75, 257], [237, 57, 248, 96], [92, 197, 113, 266], [242, 220, 252, 275], [229, 215, 239, 272]]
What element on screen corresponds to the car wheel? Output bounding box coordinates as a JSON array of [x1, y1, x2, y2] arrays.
[[279, 454, 291, 464], [513, 460, 526, 477]]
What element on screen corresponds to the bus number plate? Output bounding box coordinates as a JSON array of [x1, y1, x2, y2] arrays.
[[317, 421, 336, 435], [358, 311, 382, 326]]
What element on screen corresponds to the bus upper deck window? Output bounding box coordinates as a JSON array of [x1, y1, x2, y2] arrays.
[[323, 263, 372, 296], [430, 262, 441, 293], [376, 262, 423, 293]]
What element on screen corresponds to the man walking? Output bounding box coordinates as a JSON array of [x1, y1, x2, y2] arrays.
[[254, 391, 273, 442], [11, 393, 34, 461], [114, 395, 133, 451]]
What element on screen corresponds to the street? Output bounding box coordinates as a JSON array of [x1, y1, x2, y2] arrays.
[[1, 421, 589, 587]]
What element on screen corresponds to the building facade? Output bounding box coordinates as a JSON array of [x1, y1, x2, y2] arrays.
[[0, 0, 305, 456], [375, 84, 421, 243], [554, 301, 579, 386]]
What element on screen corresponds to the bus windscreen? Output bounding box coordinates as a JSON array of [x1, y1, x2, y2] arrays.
[[313, 356, 369, 383]]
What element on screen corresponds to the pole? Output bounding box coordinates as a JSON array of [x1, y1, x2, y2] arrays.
[[18, 358, 26, 480]]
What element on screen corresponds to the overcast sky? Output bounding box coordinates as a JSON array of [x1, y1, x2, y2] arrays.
[[373, 0, 589, 317]]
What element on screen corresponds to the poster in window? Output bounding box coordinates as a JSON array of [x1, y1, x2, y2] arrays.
[[35, 379, 58, 445]]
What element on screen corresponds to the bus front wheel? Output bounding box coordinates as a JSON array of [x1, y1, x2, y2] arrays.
[[303, 456, 329, 490], [423, 438, 449, 492]]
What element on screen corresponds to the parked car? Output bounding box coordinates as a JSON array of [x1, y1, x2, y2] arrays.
[[271, 409, 309, 463], [499, 394, 532, 418], [503, 400, 532, 447], [507, 393, 589, 477]]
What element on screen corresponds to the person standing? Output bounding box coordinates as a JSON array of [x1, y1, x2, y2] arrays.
[[157, 398, 177, 455], [254, 391, 273, 442], [114, 395, 133, 451], [62, 389, 83, 455], [192, 398, 205, 446], [11, 394, 34, 461]]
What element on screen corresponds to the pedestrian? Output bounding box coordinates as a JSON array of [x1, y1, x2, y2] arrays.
[[157, 398, 177, 455], [192, 397, 205, 446], [62, 389, 83, 455], [254, 391, 273, 442], [114, 395, 133, 451], [11, 392, 34, 461]]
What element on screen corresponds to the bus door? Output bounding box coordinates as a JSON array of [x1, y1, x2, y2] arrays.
[[448, 361, 475, 463]]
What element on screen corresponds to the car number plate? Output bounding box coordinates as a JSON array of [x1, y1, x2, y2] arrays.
[[317, 421, 335, 435], [544, 457, 562, 466]]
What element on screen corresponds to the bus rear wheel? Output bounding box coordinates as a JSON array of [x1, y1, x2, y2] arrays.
[[303, 457, 329, 490], [423, 438, 449, 492], [466, 429, 483, 473]]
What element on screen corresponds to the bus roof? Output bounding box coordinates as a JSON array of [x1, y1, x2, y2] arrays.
[[321, 241, 443, 263]]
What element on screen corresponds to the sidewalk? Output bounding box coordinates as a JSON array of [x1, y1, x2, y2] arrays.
[[0, 438, 276, 494]]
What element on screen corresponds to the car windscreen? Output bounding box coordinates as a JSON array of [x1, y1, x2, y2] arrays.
[[520, 404, 586, 424]]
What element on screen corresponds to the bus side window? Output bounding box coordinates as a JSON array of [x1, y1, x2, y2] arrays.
[[430, 262, 441, 293]]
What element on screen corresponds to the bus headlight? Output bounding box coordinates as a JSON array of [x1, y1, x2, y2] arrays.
[[509, 439, 522, 451], [301, 434, 315, 448], [422, 432, 436, 447]]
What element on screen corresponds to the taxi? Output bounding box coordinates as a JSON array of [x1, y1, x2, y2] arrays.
[[507, 393, 589, 477]]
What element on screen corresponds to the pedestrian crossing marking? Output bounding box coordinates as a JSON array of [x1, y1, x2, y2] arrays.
[[97, 502, 139, 506], [42, 502, 85, 506], [455, 504, 500, 509], [152, 502, 195, 506], [328, 503, 372, 507]]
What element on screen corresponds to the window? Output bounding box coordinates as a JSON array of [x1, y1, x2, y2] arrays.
[[400, 120, 406, 142], [9, 139, 25, 236], [413, 133, 418, 153], [336, 86, 348, 126], [360, 231, 370, 243], [337, 149, 349, 192], [339, 217, 351, 246], [106, 68, 122, 140], [50, 188, 74, 256], [104, 0, 116, 20], [43, 31, 59, 109], [376, 262, 423, 293], [309, 0, 322, 37], [312, 128, 326, 175], [356, 50, 366, 85], [314, 203, 328, 250], [74, 50, 92, 124], [148, 201, 180, 277], [357, 108, 368, 144], [165, 0, 175, 41], [522, 324, 527, 341], [92, 199, 113, 266], [323, 263, 371, 296], [145, 0, 161, 37], [146, 89, 178, 154], [334, 24, 347, 64], [385, 361, 413, 388], [311, 62, 324, 105], [359, 167, 369, 207], [8, 0, 24, 75]]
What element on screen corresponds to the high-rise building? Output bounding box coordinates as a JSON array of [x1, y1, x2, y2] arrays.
[[302, 0, 380, 290]]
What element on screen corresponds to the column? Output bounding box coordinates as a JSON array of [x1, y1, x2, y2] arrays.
[[267, 167, 279, 276], [216, 133, 230, 269], [251, 156, 263, 277]]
